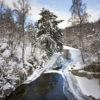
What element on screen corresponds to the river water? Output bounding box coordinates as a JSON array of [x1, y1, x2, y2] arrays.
[[5, 73, 76, 100]]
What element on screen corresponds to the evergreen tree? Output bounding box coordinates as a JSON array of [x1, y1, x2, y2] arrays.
[[26, 22, 37, 55], [36, 8, 63, 56]]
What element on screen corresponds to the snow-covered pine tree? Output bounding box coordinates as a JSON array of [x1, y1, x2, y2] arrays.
[[36, 8, 63, 56], [26, 22, 37, 55]]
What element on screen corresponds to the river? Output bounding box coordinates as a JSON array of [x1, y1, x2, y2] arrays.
[[5, 73, 76, 100]]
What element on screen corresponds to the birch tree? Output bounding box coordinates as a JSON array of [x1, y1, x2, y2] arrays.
[[13, 0, 30, 67], [70, 0, 88, 63]]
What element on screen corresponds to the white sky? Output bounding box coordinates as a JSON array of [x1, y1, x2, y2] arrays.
[[4, 0, 100, 29]]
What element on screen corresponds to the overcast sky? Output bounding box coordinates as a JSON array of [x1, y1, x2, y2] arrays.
[[4, 0, 100, 29]]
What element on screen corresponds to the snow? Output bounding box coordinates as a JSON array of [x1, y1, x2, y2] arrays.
[[44, 70, 63, 75], [15, 44, 32, 63], [2, 83, 14, 91], [63, 45, 82, 63], [0, 42, 99, 100], [63, 45, 79, 50], [0, 57, 4, 65], [63, 65, 86, 100], [0, 43, 8, 50], [15, 46, 22, 60], [78, 70, 100, 75], [8, 61, 17, 67], [24, 53, 61, 83], [25, 44, 32, 60], [25, 60, 33, 67], [34, 47, 47, 64], [63, 46, 100, 99], [75, 76, 100, 99], [0, 42, 35, 98], [2, 49, 11, 58], [63, 45, 83, 69], [6, 75, 19, 81]]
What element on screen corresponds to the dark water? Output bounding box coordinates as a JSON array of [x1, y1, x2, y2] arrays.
[[5, 73, 75, 100]]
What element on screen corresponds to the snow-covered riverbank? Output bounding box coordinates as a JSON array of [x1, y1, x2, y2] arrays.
[[25, 45, 100, 100], [1, 44, 100, 100]]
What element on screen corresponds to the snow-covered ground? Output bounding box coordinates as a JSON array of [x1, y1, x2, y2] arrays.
[[63, 45, 100, 99], [0, 42, 31, 98], [63, 45, 84, 69], [75, 76, 100, 99], [0, 42, 48, 98], [24, 53, 61, 83], [0, 43, 100, 100]]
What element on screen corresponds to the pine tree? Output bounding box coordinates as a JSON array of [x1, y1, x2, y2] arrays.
[[36, 8, 63, 56], [26, 22, 37, 55]]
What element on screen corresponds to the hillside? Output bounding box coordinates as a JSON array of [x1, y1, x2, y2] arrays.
[[64, 20, 100, 63]]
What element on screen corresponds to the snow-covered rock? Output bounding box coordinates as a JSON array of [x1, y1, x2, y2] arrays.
[[2, 83, 15, 97], [63, 45, 83, 64], [2, 49, 11, 58], [63, 45, 84, 69], [2, 83, 14, 91], [0, 43, 8, 50], [0, 57, 5, 66], [25, 53, 61, 83], [15, 46, 22, 61], [0, 42, 35, 99]]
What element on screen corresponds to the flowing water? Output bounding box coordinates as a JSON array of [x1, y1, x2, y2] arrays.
[[5, 73, 76, 100]]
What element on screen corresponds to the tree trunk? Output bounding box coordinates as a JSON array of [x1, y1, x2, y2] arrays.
[[22, 15, 25, 67], [98, 52, 100, 62], [79, 21, 85, 64]]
